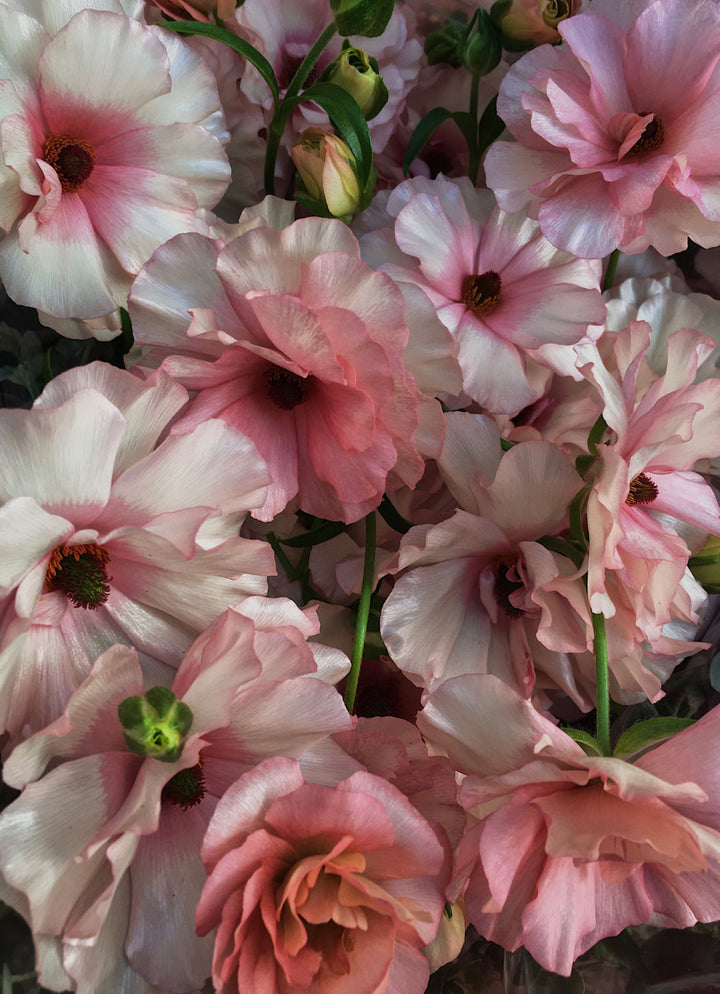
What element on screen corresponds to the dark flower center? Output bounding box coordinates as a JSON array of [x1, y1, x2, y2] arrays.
[[462, 271, 503, 316], [162, 760, 206, 810], [42, 134, 97, 192], [44, 543, 111, 609], [625, 472, 659, 507], [625, 114, 664, 159], [265, 365, 310, 410], [491, 555, 525, 618]]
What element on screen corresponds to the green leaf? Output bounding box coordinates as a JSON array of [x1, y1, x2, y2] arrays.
[[288, 81, 374, 188], [402, 106, 455, 177], [613, 716, 695, 757], [536, 535, 585, 570], [329, 0, 395, 38], [158, 20, 279, 108], [562, 728, 602, 756], [477, 95, 505, 157]]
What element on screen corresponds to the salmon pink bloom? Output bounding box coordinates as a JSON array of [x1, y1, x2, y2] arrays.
[[0, 599, 351, 994], [0, 362, 273, 743], [196, 755, 451, 994], [129, 216, 460, 523], [0, 1, 231, 321], [485, 0, 720, 257], [418, 674, 720, 977], [360, 175, 605, 414]]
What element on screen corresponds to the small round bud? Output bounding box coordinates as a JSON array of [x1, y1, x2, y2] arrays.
[[118, 686, 193, 763], [291, 128, 362, 221], [458, 9, 502, 77], [424, 15, 467, 68], [690, 535, 720, 594], [491, 0, 581, 51], [321, 44, 388, 120]]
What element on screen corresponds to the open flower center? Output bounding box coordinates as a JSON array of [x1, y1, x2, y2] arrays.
[[491, 554, 525, 618], [42, 133, 97, 192], [462, 271, 503, 316], [626, 113, 664, 159], [264, 365, 310, 411], [162, 759, 206, 810], [625, 472, 659, 506], [44, 543, 111, 609]]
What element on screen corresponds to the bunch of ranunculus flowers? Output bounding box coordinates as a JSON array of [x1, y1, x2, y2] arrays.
[[3, 0, 720, 991]]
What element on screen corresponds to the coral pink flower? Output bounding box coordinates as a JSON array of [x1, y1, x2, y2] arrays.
[[196, 754, 450, 994], [418, 674, 720, 977], [0, 1, 230, 321], [0, 362, 273, 742], [129, 216, 459, 523], [0, 599, 351, 994], [485, 0, 720, 258], [360, 174, 605, 414]]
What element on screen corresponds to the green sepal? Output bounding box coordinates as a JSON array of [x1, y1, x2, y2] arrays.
[[287, 81, 374, 189], [424, 14, 466, 67], [563, 728, 602, 756], [613, 717, 695, 757], [329, 0, 395, 38], [118, 686, 194, 763], [158, 20, 280, 109], [458, 9, 502, 77]]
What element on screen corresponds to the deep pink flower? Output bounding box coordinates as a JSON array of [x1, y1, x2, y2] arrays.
[[196, 755, 450, 994], [0, 599, 351, 993], [0, 1, 230, 321], [129, 217, 459, 523], [485, 0, 720, 257], [418, 674, 720, 977], [0, 362, 273, 742]]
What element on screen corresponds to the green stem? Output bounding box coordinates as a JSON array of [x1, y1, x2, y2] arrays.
[[602, 248, 620, 292], [263, 21, 337, 196], [467, 72, 481, 184], [343, 511, 376, 714], [591, 611, 611, 756]]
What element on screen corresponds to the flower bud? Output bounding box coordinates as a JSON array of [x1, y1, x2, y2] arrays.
[[321, 44, 388, 120], [329, 0, 395, 38], [690, 535, 720, 594], [291, 128, 361, 221], [118, 685, 193, 763], [423, 14, 466, 68], [490, 0, 581, 50], [458, 9, 502, 76]]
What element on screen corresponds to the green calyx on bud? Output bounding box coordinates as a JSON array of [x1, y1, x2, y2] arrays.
[[321, 42, 388, 120], [424, 14, 467, 68], [490, 0, 578, 51], [458, 9, 502, 76], [329, 0, 395, 38], [118, 686, 193, 763], [690, 535, 720, 594]]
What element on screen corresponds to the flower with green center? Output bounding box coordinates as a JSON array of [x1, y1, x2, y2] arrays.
[[118, 686, 193, 763]]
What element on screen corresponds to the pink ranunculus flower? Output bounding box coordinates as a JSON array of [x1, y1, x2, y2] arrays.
[[0, 361, 273, 742], [129, 216, 460, 523], [360, 174, 606, 414], [577, 323, 720, 627], [0, 598, 351, 994], [0, 1, 231, 323], [196, 754, 451, 994], [484, 0, 720, 258], [418, 674, 720, 977]]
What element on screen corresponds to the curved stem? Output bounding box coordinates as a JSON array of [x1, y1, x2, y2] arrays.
[[602, 248, 620, 292], [343, 511, 376, 714], [591, 611, 611, 756], [263, 21, 337, 196]]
